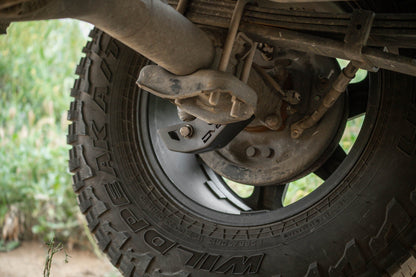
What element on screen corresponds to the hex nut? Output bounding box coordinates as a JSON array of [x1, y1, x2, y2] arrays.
[[179, 125, 194, 138]]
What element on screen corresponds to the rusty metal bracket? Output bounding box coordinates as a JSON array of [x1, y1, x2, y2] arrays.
[[137, 65, 257, 124], [344, 9, 376, 70], [136, 0, 258, 126], [344, 10, 375, 59], [136, 0, 259, 155]]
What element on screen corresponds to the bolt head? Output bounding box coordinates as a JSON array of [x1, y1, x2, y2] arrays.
[[265, 114, 280, 129], [246, 146, 257, 157], [179, 125, 193, 138], [261, 147, 274, 158], [291, 128, 301, 139]]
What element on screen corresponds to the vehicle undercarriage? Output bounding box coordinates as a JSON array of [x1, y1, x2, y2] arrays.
[[1, 0, 416, 276]]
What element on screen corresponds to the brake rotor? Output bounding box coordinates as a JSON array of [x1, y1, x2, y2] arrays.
[[200, 51, 348, 186]]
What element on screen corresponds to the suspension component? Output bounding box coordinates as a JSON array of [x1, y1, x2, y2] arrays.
[[159, 116, 254, 154], [137, 66, 257, 124], [200, 53, 347, 185], [291, 62, 358, 139], [288, 10, 370, 138], [137, 0, 260, 154], [0, 0, 215, 75], [252, 63, 301, 105], [218, 0, 251, 72], [137, 0, 258, 125]]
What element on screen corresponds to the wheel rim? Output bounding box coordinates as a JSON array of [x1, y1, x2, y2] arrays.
[[137, 70, 378, 227]]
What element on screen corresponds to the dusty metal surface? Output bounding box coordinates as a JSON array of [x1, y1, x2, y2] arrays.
[[2, 0, 416, 77], [288, 10, 366, 138], [344, 9, 375, 62], [173, 0, 416, 48], [137, 65, 258, 124], [167, 0, 416, 76], [241, 23, 416, 76], [218, 0, 250, 72], [239, 36, 258, 84], [252, 63, 301, 105], [291, 62, 358, 139], [0, 0, 214, 75], [200, 51, 347, 185]]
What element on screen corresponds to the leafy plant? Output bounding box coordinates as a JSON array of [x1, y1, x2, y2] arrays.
[[43, 238, 70, 277], [0, 20, 91, 244]]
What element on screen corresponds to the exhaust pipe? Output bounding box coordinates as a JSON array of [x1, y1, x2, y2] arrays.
[[0, 0, 215, 75]]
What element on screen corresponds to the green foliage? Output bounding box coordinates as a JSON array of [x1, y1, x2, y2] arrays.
[[225, 179, 254, 199], [43, 238, 70, 277], [340, 115, 364, 153], [0, 20, 91, 243], [0, 239, 20, 252], [284, 173, 322, 206], [338, 59, 368, 83]]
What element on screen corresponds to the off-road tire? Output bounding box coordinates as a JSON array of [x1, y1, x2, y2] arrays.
[[67, 28, 416, 277]]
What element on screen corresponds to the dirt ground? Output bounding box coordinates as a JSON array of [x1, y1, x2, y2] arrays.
[[0, 241, 121, 277]]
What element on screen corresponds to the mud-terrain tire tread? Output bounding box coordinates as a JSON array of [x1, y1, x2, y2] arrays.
[[68, 28, 416, 277]]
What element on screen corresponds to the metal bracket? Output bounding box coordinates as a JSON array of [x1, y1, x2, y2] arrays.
[[158, 116, 254, 154], [137, 65, 257, 124], [344, 9, 376, 70], [137, 0, 258, 153]]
